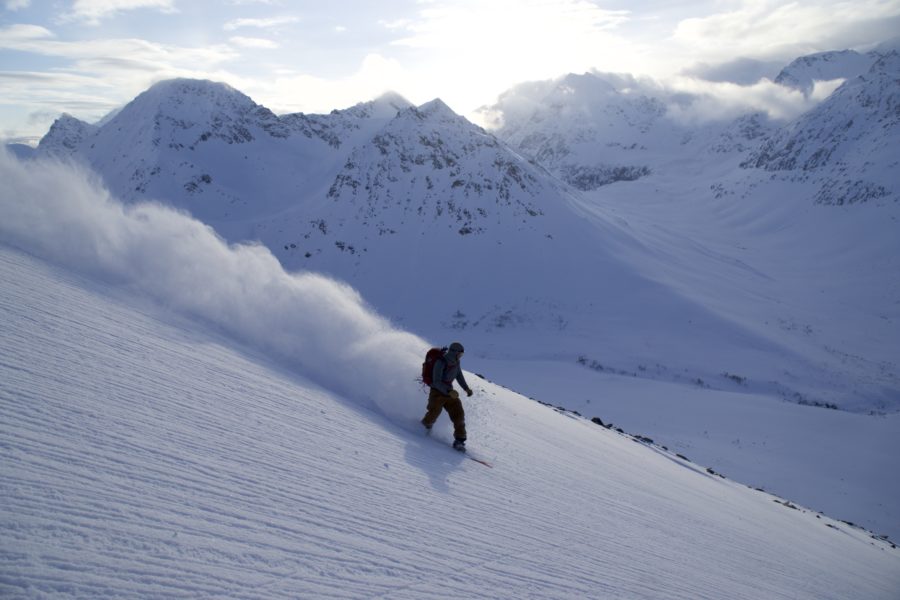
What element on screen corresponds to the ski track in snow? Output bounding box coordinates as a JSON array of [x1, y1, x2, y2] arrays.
[[2, 246, 900, 599]]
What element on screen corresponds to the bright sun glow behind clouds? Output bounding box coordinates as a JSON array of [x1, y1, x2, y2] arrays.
[[379, 0, 637, 114], [253, 0, 638, 118], [257, 53, 409, 118]]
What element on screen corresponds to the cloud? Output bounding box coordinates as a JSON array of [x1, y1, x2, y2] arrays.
[[390, 0, 629, 52], [5, 0, 31, 10], [250, 53, 411, 115], [229, 36, 278, 49], [0, 151, 431, 424], [0, 69, 126, 135], [0, 23, 54, 41], [681, 57, 785, 85], [672, 0, 900, 62], [26, 109, 60, 125], [0, 24, 235, 66], [478, 69, 848, 132], [662, 76, 846, 124], [393, 0, 628, 41], [0, 23, 238, 132], [379, 18, 413, 30], [223, 16, 300, 31], [67, 0, 177, 24], [375, 0, 637, 115]]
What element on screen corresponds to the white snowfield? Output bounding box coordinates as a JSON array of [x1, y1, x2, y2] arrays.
[[2, 158, 899, 598]]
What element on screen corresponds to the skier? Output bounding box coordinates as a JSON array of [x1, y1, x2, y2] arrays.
[[421, 342, 474, 450]]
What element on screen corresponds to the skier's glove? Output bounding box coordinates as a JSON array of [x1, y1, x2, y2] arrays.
[[449, 389, 460, 400], [465, 388, 474, 397]]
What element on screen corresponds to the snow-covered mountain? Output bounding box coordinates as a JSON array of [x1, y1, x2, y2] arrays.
[[774, 49, 880, 95], [706, 111, 777, 154], [745, 51, 900, 205], [2, 160, 899, 596], [486, 49, 898, 202], [481, 72, 678, 191], [37, 80, 415, 228], [36, 112, 97, 158], [64, 79, 335, 220], [300, 97, 551, 245]]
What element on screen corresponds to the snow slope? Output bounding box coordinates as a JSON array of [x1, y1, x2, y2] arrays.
[[479, 356, 900, 545], [2, 160, 899, 599]]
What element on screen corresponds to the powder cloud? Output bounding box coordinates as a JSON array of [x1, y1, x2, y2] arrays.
[[0, 152, 431, 425]]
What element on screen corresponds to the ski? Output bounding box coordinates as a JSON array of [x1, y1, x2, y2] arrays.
[[452, 442, 492, 467], [465, 454, 493, 468]]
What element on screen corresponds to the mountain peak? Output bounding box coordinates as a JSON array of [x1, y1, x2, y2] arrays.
[[338, 92, 414, 121], [132, 78, 259, 115], [557, 72, 618, 97], [372, 91, 414, 112], [146, 77, 242, 98], [90, 77, 284, 156], [37, 113, 96, 157], [774, 50, 877, 95], [416, 97, 457, 119]]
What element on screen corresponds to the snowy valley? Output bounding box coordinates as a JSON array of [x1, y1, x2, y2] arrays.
[[2, 42, 900, 597]]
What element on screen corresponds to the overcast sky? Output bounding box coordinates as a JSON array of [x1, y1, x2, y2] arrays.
[[1, 0, 899, 141]]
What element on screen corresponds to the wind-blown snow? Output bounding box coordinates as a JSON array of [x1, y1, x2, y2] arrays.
[[0, 151, 427, 424]]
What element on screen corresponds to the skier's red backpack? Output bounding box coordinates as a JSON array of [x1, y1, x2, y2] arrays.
[[421, 347, 447, 386]]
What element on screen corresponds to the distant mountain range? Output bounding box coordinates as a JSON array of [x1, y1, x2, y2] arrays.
[[33, 47, 899, 223], [485, 49, 897, 202]]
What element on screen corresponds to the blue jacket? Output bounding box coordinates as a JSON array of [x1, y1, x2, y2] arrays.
[[431, 348, 471, 395]]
